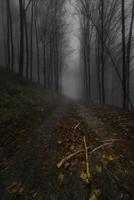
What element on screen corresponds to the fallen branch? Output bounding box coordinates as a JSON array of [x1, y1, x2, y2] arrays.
[[101, 139, 122, 143], [90, 142, 113, 155], [57, 139, 121, 168], [73, 122, 80, 132], [57, 146, 91, 168], [83, 136, 91, 182]]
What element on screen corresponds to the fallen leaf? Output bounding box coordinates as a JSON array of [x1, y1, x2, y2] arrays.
[[95, 165, 102, 173], [57, 141, 62, 145], [102, 154, 114, 161], [80, 161, 86, 168], [89, 189, 101, 200], [7, 182, 18, 193], [80, 171, 88, 183], [7, 182, 24, 194], [58, 173, 64, 184]]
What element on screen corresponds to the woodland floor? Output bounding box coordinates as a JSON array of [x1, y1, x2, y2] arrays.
[[0, 69, 134, 200]]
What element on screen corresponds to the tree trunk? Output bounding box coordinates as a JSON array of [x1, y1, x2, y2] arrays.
[[9, 1, 14, 72], [43, 44, 46, 87], [96, 32, 101, 103], [6, 0, 10, 70], [19, 0, 24, 75], [121, 0, 127, 108], [1, 10, 7, 66], [100, 0, 105, 103], [34, 17, 40, 83], [24, 11, 29, 79], [126, 0, 134, 108], [30, 0, 34, 81]]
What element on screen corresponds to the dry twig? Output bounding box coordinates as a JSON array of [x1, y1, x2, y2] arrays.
[[57, 138, 121, 168], [73, 122, 80, 132], [83, 136, 91, 182], [90, 142, 113, 155], [57, 146, 91, 168], [101, 139, 122, 143]]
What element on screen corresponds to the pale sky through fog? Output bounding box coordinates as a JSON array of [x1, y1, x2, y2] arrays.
[[62, 0, 81, 98]]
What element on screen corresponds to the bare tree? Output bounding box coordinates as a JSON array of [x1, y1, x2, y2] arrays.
[[19, 0, 24, 75]]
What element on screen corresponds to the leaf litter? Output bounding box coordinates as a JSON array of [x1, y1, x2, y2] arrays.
[[55, 110, 134, 199]]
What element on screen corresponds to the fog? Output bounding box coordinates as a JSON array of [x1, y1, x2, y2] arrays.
[[62, 0, 82, 99], [0, 0, 134, 109]]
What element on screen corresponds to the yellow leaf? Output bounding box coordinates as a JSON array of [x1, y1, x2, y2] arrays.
[[89, 193, 97, 200], [80, 161, 86, 168], [89, 189, 101, 200], [80, 171, 88, 183], [58, 173, 64, 184], [95, 165, 102, 173], [102, 154, 114, 161]]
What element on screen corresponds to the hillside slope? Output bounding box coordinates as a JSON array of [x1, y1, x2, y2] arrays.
[[0, 70, 134, 200]]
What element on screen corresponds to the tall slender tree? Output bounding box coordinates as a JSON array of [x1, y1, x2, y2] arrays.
[[121, 0, 127, 108], [19, 0, 24, 75], [100, 0, 105, 103], [6, 0, 10, 70]]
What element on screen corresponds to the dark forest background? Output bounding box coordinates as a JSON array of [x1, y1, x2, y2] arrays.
[[0, 0, 134, 110]]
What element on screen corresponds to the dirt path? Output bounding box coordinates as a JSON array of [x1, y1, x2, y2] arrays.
[[76, 102, 134, 200], [0, 98, 134, 200]]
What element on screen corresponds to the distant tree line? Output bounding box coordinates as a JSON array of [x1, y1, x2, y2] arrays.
[[78, 0, 134, 109]]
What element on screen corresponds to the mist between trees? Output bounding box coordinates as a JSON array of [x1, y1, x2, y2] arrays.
[[0, 0, 134, 110]]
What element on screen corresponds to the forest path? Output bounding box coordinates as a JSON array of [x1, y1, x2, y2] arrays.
[[0, 70, 134, 200], [0, 98, 134, 200]]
